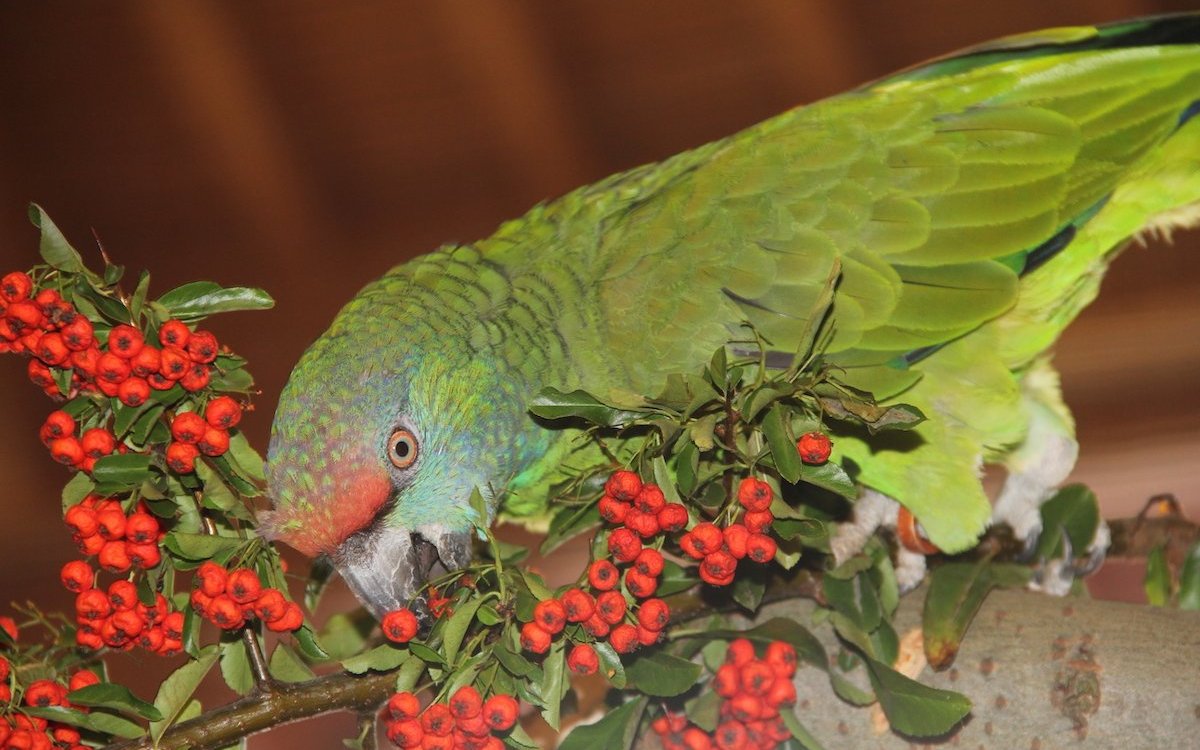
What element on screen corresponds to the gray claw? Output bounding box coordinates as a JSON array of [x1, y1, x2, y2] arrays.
[[1014, 520, 1044, 564]]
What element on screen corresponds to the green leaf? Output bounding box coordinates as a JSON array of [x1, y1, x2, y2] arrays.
[[197, 460, 240, 512], [342, 644, 409, 675], [528, 387, 645, 427], [1179, 542, 1200, 611], [924, 560, 1027, 669], [91, 453, 154, 491], [798, 460, 856, 499], [732, 569, 767, 612], [820, 397, 926, 433], [304, 557, 336, 613], [442, 596, 484, 665], [269, 643, 316, 683], [151, 646, 219, 743], [656, 559, 698, 597], [130, 270, 151, 320], [61, 472, 96, 512], [67, 683, 163, 721], [394, 654, 427, 692], [686, 689, 723, 732], [1144, 545, 1170, 607], [294, 624, 331, 661], [408, 641, 446, 666], [541, 503, 601, 556], [558, 697, 645, 750], [780, 708, 828, 750], [26, 706, 146, 740], [493, 640, 537, 678], [225, 431, 266, 483], [681, 618, 827, 668], [592, 641, 627, 688], [538, 641, 567, 729], [157, 281, 274, 320], [316, 612, 374, 660], [220, 639, 255, 696], [864, 655, 970, 737], [164, 532, 243, 561], [1036, 484, 1099, 560], [624, 650, 703, 697], [29, 204, 85, 273], [762, 404, 802, 483]]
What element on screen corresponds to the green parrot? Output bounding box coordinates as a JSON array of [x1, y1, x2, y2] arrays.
[[261, 15, 1200, 616]]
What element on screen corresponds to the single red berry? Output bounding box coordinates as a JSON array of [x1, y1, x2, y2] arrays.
[[75, 589, 111, 620], [657, 502, 688, 532], [449, 684, 482, 720], [699, 551, 737, 587], [637, 598, 670, 631], [208, 595, 245, 630], [723, 523, 750, 559], [70, 345, 101, 375], [147, 371, 175, 391], [204, 395, 242, 429], [49, 436, 85, 467], [186, 330, 218, 363], [158, 345, 190, 380], [796, 431, 832, 464], [745, 533, 777, 563], [180, 362, 211, 392], [112, 608, 147, 638], [609, 623, 639, 654], [226, 568, 262, 604], [605, 470, 642, 502], [743, 509, 774, 534], [68, 669, 101, 692], [595, 590, 627, 625], [533, 598, 567, 635], [40, 410, 76, 444], [76, 531, 105, 556], [96, 508, 127, 540], [385, 718, 423, 749], [0, 271, 32, 302], [387, 691, 421, 721], [421, 703, 454, 736], [624, 509, 661, 539], [252, 588, 287, 622], [196, 561, 229, 596], [23, 679, 67, 708], [6, 299, 43, 333], [607, 527, 642, 563], [714, 720, 748, 750], [740, 660, 777, 696], [520, 621, 552, 654], [634, 484, 666, 513], [634, 548, 665, 577], [481, 694, 519, 731], [682, 727, 713, 750], [96, 351, 131, 383], [597, 494, 629, 524], [162, 611, 185, 640], [560, 587, 595, 623], [690, 523, 724, 555], [637, 623, 662, 646], [582, 613, 611, 638], [587, 559, 620, 591], [171, 412, 207, 444], [107, 324, 144, 359], [64, 503, 98, 537], [140, 593, 169, 625], [60, 560, 93, 592], [713, 662, 740, 697], [381, 608, 419, 643], [137, 626, 166, 652], [129, 344, 161, 376], [128, 542, 162, 569], [27, 359, 55, 391], [679, 531, 705, 560], [81, 428, 117, 459], [158, 319, 190, 348], [165, 441, 200, 473], [197, 427, 230, 457], [737, 477, 773, 512], [35, 332, 69, 365], [765, 675, 797, 708], [125, 512, 160, 544], [727, 692, 764, 722], [567, 643, 599, 676], [118, 377, 150, 407], [624, 569, 658, 599], [108, 579, 139, 610], [60, 316, 95, 351]]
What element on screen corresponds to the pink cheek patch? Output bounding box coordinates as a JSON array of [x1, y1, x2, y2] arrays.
[[268, 470, 393, 558]]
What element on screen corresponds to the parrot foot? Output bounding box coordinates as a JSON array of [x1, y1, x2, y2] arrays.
[[830, 489, 928, 593], [1027, 522, 1110, 596]]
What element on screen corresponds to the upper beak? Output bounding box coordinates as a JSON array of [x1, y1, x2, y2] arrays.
[[334, 524, 473, 620]]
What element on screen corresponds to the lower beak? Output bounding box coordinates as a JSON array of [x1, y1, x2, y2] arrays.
[[334, 524, 472, 620]]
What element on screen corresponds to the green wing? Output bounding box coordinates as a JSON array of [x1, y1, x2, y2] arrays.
[[479, 17, 1200, 547]]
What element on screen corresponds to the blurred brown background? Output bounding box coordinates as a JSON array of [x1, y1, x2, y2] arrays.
[[1, 1, 1198, 746]]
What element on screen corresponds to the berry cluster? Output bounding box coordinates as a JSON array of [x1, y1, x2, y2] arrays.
[[63, 495, 163, 573], [651, 638, 798, 750], [0, 665, 101, 750], [678, 478, 778, 587], [189, 562, 302, 633], [39, 410, 123, 474], [164, 396, 241, 473], [383, 686, 518, 750], [70, 578, 183, 654]]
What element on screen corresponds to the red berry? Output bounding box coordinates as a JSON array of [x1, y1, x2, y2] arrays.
[[35, 332, 69, 365], [108, 579, 139, 610], [40, 410, 76, 444], [609, 623, 639, 654], [23, 679, 67, 708], [112, 608, 147, 637], [252, 588, 287, 622], [186, 330, 218, 363], [180, 362, 211, 392], [634, 484, 666, 513], [605, 470, 642, 502], [60, 316, 95, 351], [796, 431, 832, 464], [68, 669, 101, 692], [208, 595, 245, 630], [740, 660, 777, 696], [226, 568, 262, 604], [699, 551, 737, 587], [587, 559, 619, 591], [421, 703, 454, 736], [50, 436, 84, 467], [728, 692, 764, 722], [679, 531, 705, 560], [265, 602, 304, 632], [637, 598, 670, 631], [147, 371, 175, 390], [130, 345, 161, 376], [682, 727, 713, 750], [634, 548, 665, 577], [597, 494, 629, 524], [71, 345, 101, 375], [765, 675, 797, 708], [381, 608, 419, 643], [624, 569, 658, 599], [171, 412, 207, 444], [385, 718, 423, 748], [197, 427, 230, 457], [60, 560, 93, 592], [567, 643, 599, 675], [137, 626, 166, 652], [713, 662, 740, 697], [6, 299, 43, 333], [81, 428, 117, 459], [96, 351, 131, 383], [129, 542, 162, 569], [204, 396, 242, 429], [746, 533, 777, 563], [118, 377, 150, 407], [196, 561, 229, 596], [723, 524, 750, 559], [76, 532, 105, 556], [714, 720, 747, 750], [158, 319, 190, 348], [690, 523, 724, 555], [125, 512, 160, 544], [657, 502, 689, 532], [737, 477, 773, 512], [595, 590, 627, 625], [637, 623, 663, 646], [607, 527, 642, 563], [0, 271, 32, 302], [743, 509, 774, 534], [519, 621, 552, 654], [560, 588, 595, 623], [449, 684, 482, 720], [481, 694, 519, 731], [107, 325, 144, 359], [624, 508, 661, 538], [387, 691, 421, 721], [159, 346, 190, 380], [96, 508, 127, 540], [75, 589, 111, 620], [165, 441, 200, 473], [582, 613, 611, 638], [64, 503, 98, 537], [533, 598, 567, 635]]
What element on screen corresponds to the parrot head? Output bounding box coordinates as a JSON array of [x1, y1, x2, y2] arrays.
[[259, 277, 503, 619]]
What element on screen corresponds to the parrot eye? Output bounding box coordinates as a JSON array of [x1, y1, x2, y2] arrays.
[[387, 428, 419, 470]]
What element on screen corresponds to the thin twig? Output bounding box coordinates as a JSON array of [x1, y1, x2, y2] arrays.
[[241, 627, 274, 694]]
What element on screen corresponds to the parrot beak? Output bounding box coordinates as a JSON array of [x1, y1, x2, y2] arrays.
[[333, 523, 473, 620]]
